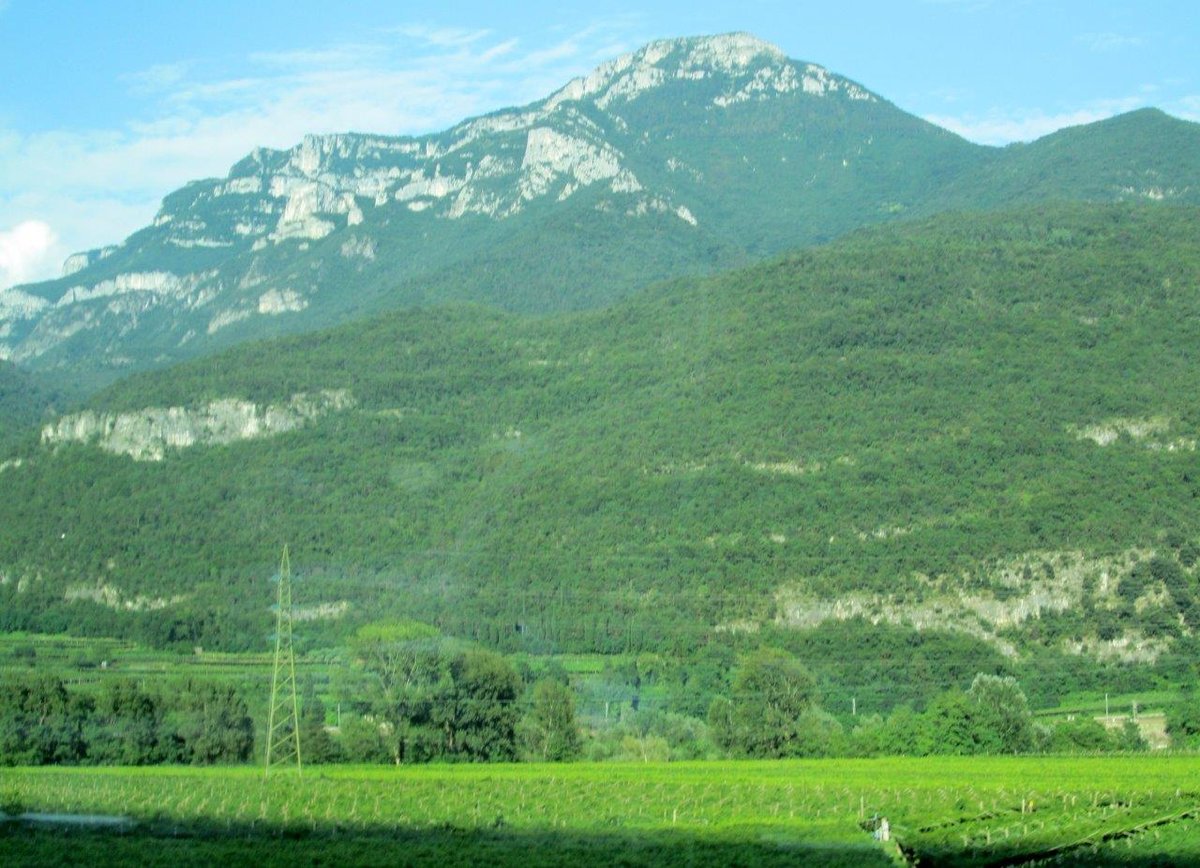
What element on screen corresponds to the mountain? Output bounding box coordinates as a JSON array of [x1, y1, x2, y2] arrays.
[[4, 33, 1198, 391], [0, 360, 60, 452], [4, 203, 1200, 685], [930, 108, 1200, 212]]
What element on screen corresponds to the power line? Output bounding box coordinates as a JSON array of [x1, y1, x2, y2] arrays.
[[264, 546, 302, 778]]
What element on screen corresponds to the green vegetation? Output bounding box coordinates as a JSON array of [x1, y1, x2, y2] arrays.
[[0, 675, 253, 766], [0, 360, 62, 452], [3, 203, 1200, 695], [0, 628, 1173, 770], [2, 757, 1198, 866]]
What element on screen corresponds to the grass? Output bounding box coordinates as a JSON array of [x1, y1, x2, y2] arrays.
[[2, 756, 1199, 866]]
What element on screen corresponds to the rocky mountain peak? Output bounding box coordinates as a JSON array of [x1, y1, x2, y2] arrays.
[[541, 32, 872, 113]]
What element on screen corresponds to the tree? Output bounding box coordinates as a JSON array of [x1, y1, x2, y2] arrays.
[[86, 680, 163, 765], [432, 649, 522, 761], [708, 648, 818, 758], [1166, 693, 1200, 749], [1114, 718, 1149, 751], [968, 674, 1034, 753], [925, 689, 1000, 755], [300, 694, 339, 764], [792, 708, 845, 757], [350, 621, 446, 764], [881, 704, 933, 756], [338, 714, 390, 763], [521, 679, 581, 761], [1047, 717, 1114, 753], [0, 675, 90, 765], [351, 621, 442, 701], [166, 681, 254, 764]]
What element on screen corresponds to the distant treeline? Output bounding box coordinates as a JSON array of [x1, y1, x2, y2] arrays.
[[6, 631, 1197, 768], [0, 675, 252, 766]]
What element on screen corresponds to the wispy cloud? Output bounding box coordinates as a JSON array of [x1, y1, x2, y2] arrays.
[[121, 62, 192, 95], [930, 86, 969, 105], [926, 97, 1145, 145], [0, 18, 647, 286], [1078, 32, 1145, 53], [389, 25, 492, 49], [918, 0, 996, 9], [1177, 95, 1200, 121]]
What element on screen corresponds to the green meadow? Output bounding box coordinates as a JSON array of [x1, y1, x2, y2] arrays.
[[3, 756, 1198, 866]]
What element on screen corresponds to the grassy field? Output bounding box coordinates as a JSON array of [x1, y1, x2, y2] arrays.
[[0, 632, 337, 685], [2, 757, 1198, 866]]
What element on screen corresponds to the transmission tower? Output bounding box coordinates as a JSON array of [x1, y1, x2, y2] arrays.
[[265, 545, 302, 777]]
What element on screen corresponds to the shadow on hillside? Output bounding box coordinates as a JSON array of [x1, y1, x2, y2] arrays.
[[0, 816, 892, 868]]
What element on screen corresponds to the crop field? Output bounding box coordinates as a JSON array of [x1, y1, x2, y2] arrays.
[[2, 756, 1198, 866], [0, 633, 335, 685]]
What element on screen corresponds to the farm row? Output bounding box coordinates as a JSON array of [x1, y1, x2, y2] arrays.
[[2, 756, 1198, 866]]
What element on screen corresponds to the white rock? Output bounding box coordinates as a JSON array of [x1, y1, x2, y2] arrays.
[[41, 390, 355, 461], [55, 271, 214, 307], [519, 127, 627, 201], [0, 287, 50, 320], [206, 308, 251, 335], [257, 288, 307, 315]]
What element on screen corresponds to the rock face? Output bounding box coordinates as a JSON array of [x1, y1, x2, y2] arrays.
[[41, 390, 354, 461], [61, 246, 118, 278], [0, 34, 960, 381], [3, 34, 1198, 386]]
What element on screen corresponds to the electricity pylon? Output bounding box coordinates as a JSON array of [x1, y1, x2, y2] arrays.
[[265, 545, 302, 777]]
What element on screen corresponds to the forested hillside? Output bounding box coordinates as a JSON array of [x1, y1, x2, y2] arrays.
[[2, 204, 1199, 686], [0, 360, 59, 452]]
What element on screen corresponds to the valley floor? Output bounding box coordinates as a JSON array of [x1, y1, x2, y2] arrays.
[[2, 756, 1198, 866]]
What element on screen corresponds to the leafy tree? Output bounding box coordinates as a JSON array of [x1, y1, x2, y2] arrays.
[[351, 621, 446, 763], [967, 674, 1034, 753], [792, 708, 845, 757], [880, 705, 932, 756], [521, 678, 581, 761], [847, 714, 888, 757], [86, 680, 163, 765], [300, 694, 340, 764], [165, 681, 254, 764], [1047, 717, 1115, 753], [338, 714, 390, 763], [432, 649, 522, 761], [351, 621, 442, 699], [1115, 718, 1149, 751], [0, 675, 90, 765], [708, 648, 818, 757], [1166, 694, 1200, 749], [925, 689, 1002, 755]]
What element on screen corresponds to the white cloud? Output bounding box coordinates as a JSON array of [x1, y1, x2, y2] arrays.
[[121, 62, 192, 95], [1078, 32, 1145, 53], [926, 98, 1145, 145], [0, 19, 647, 286], [1176, 95, 1200, 121], [389, 25, 491, 49], [0, 220, 58, 290]]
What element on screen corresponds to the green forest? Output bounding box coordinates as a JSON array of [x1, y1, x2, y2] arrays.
[[2, 202, 1200, 755]]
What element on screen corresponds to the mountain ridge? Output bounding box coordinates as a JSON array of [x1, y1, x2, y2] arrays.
[[6, 33, 1197, 390]]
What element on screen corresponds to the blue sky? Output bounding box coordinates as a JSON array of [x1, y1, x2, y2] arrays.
[[1, 0, 1196, 289]]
